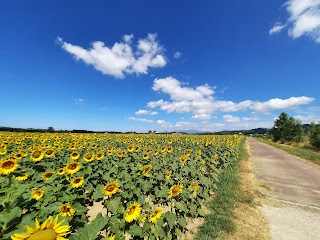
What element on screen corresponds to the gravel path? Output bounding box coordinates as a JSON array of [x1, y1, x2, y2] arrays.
[[248, 138, 320, 240]]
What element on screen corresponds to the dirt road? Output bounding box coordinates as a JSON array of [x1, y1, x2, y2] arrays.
[[248, 138, 320, 240]]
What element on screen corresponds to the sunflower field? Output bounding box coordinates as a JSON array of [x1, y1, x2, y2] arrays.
[[0, 132, 243, 240]]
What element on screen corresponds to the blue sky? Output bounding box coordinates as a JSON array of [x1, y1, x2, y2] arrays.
[[1, 0, 320, 132]]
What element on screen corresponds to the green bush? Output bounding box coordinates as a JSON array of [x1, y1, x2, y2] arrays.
[[273, 112, 303, 143], [309, 122, 320, 149]]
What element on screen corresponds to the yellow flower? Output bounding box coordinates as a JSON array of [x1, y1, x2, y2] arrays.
[[32, 189, 44, 201], [167, 146, 173, 153], [142, 165, 152, 177], [169, 184, 183, 197], [149, 208, 163, 223], [179, 155, 187, 164], [11, 215, 70, 240], [42, 172, 54, 181], [15, 173, 28, 181], [103, 181, 119, 196], [83, 152, 95, 162], [65, 162, 81, 175], [127, 145, 134, 152], [165, 171, 172, 180], [57, 168, 65, 175], [45, 149, 55, 158], [142, 153, 149, 160], [58, 204, 75, 217], [70, 177, 84, 188], [0, 158, 18, 175], [70, 151, 80, 160], [189, 183, 200, 194], [0, 146, 7, 155], [96, 152, 104, 160], [139, 214, 147, 223], [124, 202, 141, 223], [30, 150, 45, 162]]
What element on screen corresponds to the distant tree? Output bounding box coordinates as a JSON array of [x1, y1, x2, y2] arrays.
[[273, 112, 303, 143], [309, 122, 320, 149], [47, 126, 55, 133]]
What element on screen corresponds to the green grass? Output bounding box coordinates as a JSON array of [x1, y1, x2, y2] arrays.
[[256, 138, 320, 166], [195, 139, 248, 240]]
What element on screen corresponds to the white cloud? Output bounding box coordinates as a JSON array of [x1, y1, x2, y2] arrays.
[[145, 77, 314, 121], [251, 97, 314, 112], [269, 22, 287, 34], [174, 51, 182, 58], [74, 98, 86, 104], [128, 117, 154, 123], [223, 115, 241, 123], [135, 110, 158, 115], [271, 0, 320, 42], [58, 33, 166, 78], [294, 114, 320, 123]]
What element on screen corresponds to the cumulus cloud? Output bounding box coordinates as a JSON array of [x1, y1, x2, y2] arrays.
[[173, 51, 182, 58], [128, 117, 154, 123], [145, 77, 314, 120], [251, 97, 314, 112], [135, 110, 158, 115], [74, 98, 86, 104], [57, 33, 166, 78], [223, 115, 241, 123], [270, 0, 320, 42], [294, 114, 320, 123]]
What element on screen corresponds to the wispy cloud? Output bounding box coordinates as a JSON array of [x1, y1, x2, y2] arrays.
[[57, 33, 167, 78], [135, 109, 158, 115], [74, 98, 86, 105], [173, 51, 182, 59], [128, 117, 154, 123], [270, 0, 320, 42]]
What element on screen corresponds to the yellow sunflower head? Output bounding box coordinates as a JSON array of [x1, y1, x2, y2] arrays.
[[70, 177, 84, 188], [127, 145, 134, 152], [30, 150, 45, 162], [45, 149, 55, 158], [165, 171, 172, 180], [42, 172, 54, 181], [31, 189, 44, 201], [142, 153, 149, 160], [117, 151, 123, 157], [189, 183, 200, 194], [96, 152, 104, 160], [15, 173, 28, 181], [57, 168, 65, 175], [65, 162, 81, 175], [0, 146, 7, 155], [0, 158, 18, 175], [70, 151, 80, 161], [149, 208, 163, 223], [169, 184, 183, 197], [124, 202, 141, 223], [11, 215, 70, 240], [103, 181, 120, 196], [58, 204, 76, 217], [179, 155, 187, 164], [83, 152, 95, 162], [142, 165, 152, 177]]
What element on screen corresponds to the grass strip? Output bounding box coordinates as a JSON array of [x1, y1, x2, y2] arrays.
[[256, 138, 320, 166], [195, 138, 246, 240]]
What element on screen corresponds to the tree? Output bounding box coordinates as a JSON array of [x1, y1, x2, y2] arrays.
[[273, 112, 303, 143], [47, 126, 55, 133], [309, 122, 320, 149]]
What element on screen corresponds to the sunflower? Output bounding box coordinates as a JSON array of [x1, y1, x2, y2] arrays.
[[58, 204, 75, 217], [83, 152, 95, 162], [70, 151, 80, 161], [45, 149, 55, 158], [167, 146, 173, 153], [189, 183, 200, 194], [139, 214, 147, 223], [15, 173, 28, 181], [32, 189, 44, 201], [127, 145, 134, 152], [96, 152, 104, 160], [179, 155, 187, 164], [149, 208, 163, 223], [30, 150, 45, 162], [107, 151, 112, 156], [57, 168, 65, 175], [142, 153, 149, 160], [124, 202, 141, 223], [0, 146, 7, 155], [70, 177, 84, 188], [169, 184, 183, 197], [42, 172, 54, 181], [10, 215, 70, 240], [117, 151, 123, 157], [154, 150, 159, 156], [165, 171, 172, 180], [0, 158, 18, 175], [161, 146, 166, 153], [103, 181, 119, 196], [65, 162, 81, 175], [142, 165, 152, 177], [15, 153, 23, 160]]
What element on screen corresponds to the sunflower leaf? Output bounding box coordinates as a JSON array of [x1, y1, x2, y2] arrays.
[[127, 224, 143, 236]]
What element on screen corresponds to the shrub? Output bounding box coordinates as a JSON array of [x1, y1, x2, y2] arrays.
[[309, 122, 320, 149]]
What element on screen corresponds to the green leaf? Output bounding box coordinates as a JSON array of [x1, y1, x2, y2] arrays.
[[106, 197, 120, 215], [92, 184, 103, 201], [165, 212, 176, 229], [127, 224, 143, 236], [175, 202, 187, 212], [177, 216, 186, 228]]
